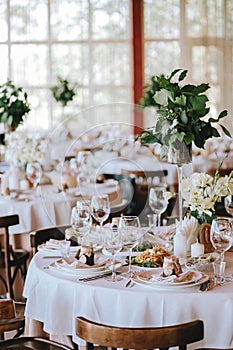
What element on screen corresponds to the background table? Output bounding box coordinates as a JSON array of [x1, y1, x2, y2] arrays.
[[23, 251, 233, 349]]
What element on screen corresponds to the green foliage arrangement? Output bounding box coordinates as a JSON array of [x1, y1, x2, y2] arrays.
[[51, 77, 76, 107], [0, 80, 30, 131], [137, 69, 231, 159]]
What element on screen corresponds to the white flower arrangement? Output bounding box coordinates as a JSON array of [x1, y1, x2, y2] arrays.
[[180, 168, 233, 224], [5, 131, 48, 168]]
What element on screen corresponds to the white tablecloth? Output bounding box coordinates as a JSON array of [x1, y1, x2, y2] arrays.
[[0, 183, 121, 234], [23, 251, 233, 349]]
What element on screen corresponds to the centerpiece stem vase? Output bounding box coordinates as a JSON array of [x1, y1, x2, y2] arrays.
[[177, 165, 183, 223], [168, 141, 192, 223]]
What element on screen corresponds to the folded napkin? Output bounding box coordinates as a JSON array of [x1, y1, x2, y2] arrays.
[[61, 256, 110, 269], [176, 217, 199, 254], [150, 270, 202, 284], [45, 239, 66, 250]]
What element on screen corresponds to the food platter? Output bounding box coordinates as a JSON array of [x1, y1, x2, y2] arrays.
[[130, 246, 171, 269]]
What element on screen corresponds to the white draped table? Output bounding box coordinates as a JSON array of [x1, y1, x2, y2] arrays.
[[23, 251, 233, 349], [0, 183, 121, 235]]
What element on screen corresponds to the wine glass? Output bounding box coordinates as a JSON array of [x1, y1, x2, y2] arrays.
[[224, 195, 233, 217], [119, 215, 142, 277], [26, 162, 42, 188], [103, 227, 123, 282], [70, 204, 92, 245], [210, 218, 233, 262], [90, 194, 110, 229], [149, 186, 168, 227]]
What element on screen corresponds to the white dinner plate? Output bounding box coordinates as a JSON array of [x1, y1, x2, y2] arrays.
[[131, 265, 163, 272], [38, 243, 78, 255], [131, 270, 209, 290], [54, 256, 111, 274], [49, 259, 122, 278]]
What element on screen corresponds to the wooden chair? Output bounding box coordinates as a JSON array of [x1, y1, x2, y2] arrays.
[[76, 316, 204, 350], [0, 336, 73, 349], [121, 169, 168, 185], [30, 225, 71, 255], [0, 215, 30, 299], [103, 174, 137, 219], [0, 298, 25, 340], [121, 169, 176, 225]]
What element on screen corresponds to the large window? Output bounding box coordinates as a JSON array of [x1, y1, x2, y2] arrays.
[[144, 0, 233, 131], [0, 0, 232, 133]]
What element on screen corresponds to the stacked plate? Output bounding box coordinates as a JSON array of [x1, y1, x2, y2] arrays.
[[131, 269, 209, 290], [49, 256, 121, 279]]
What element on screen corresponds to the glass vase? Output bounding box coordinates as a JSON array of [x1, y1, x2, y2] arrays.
[[167, 142, 192, 223]]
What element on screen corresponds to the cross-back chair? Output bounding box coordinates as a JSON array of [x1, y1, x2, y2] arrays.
[[121, 169, 176, 225], [0, 336, 73, 349], [0, 215, 30, 299], [30, 225, 71, 255], [0, 298, 25, 340], [76, 316, 204, 350]]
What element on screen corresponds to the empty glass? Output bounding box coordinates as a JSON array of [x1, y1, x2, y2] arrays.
[[119, 215, 142, 277], [90, 194, 110, 228], [210, 218, 233, 262], [149, 186, 168, 227]]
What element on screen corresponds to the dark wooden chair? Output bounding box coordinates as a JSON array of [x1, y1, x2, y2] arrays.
[[0, 215, 30, 299], [30, 225, 71, 255], [121, 169, 176, 225], [0, 298, 25, 340], [76, 316, 204, 350], [0, 336, 73, 349], [103, 174, 137, 220]]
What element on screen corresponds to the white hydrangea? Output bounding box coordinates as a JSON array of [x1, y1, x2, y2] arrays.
[[5, 131, 48, 168]]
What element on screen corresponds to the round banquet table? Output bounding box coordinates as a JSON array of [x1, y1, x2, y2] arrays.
[[23, 250, 233, 349], [0, 182, 122, 235]]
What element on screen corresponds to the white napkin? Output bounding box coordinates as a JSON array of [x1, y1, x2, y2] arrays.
[[45, 239, 66, 249], [177, 217, 199, 254], [150, 270, 202, 284]]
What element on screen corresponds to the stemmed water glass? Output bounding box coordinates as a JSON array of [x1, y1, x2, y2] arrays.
[[90, 194, 110, 229], [119, 215, 142, 277], [103, 227, 123, 282], [149, 186, 168, 227], [70, 201, 92, 245], [210, 218, 233, 262]]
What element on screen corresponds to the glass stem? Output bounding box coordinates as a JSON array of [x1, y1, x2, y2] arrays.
[[157, 213, 161, 227], [111, 253, 116, 281], [177, 164, 183, 223], [220, 252, 225, 262]]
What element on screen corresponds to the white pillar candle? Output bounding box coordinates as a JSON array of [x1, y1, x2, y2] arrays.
[[20, 179, 30, 190], [191, 242, 204, 258], [173, 231, 187, 259]]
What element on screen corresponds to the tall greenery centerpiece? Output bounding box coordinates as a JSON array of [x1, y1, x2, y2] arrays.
[[0, 80, 30, 132], [51, 77, 76, 119], [137, 69, 231, 221]]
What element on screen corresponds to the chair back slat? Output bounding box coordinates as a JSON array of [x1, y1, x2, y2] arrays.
[[30, 225, 71, 255], [76, 316, 204, 350], [0, 214, 29, 299]]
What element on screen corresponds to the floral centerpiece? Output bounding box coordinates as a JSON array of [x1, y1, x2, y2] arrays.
[[179, 163, 233, 225], [0, 80, 30, 131], [5, 131, 48, 169], [51, 77, 76, 107], [137, 69, 231, 161]]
